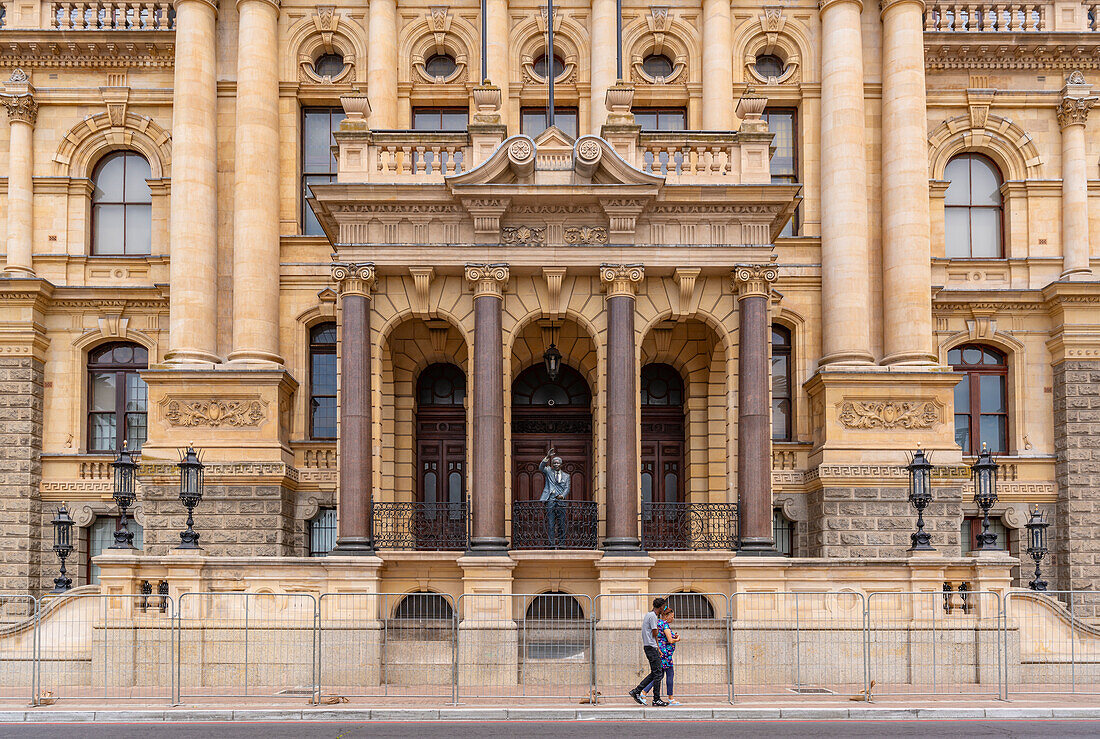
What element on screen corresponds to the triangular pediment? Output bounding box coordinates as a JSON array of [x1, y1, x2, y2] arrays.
[[447, 134, 664, 189]]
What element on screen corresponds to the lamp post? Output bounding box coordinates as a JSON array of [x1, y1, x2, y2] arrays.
[[176, 445, 204, 550], [110, 442, 138, 549], [1025, 504, 1049, 591], [51, 503, 75, 593], [543, 341, 562, 382], [907, 446, 935, 551], [971, 444, 999, 550]]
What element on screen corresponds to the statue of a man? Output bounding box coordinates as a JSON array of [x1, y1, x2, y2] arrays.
[[539, 448, 570, 546]]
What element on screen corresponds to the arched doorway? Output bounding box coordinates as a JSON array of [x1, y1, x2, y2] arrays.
[[640, 363, 686, 549], [413, 363, 466, 548], [511, 364, 595, 548]]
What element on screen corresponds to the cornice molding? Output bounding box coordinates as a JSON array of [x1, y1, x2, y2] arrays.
[[925, 36, 1100, 71], [0, 33, 175, 70]]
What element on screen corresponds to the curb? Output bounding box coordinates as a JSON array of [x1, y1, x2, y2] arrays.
[[1, 706, 1098, 722]]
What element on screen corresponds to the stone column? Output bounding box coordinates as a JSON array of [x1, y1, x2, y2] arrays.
[[228, 0, 282, 365], [601, 264, 644, 553], [332, 263, 377, 555], [818, 0, 873, 365], [1057, 72, 1097, 280], [1, 71, 37, 277], [880, 0, 936, 365], [465, 264, 510, 554], [367, 0, 397, 129], [485, 0, 510, 128], [733, 265, 778, 555], [165, 0, 220, 365], [702, 0, 733, 129], [590, 0, 617, 132]]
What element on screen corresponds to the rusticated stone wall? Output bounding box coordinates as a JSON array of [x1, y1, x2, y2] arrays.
[[0, 357, 45, 594], [139, 474, 298, 556], [806, 484, 964, 558], [1052, 360, 1100, 606]]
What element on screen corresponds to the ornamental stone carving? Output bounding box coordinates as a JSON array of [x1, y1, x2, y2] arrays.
[[1057, 95, 1097, 129], [600, 264, 645, 296], [732, 263, 779, 299], [508, 139, 533, 161], [500, 225, 545, 246], [837, 400, 942, 430], [164, 397, 268, 428], [1, 92, 38, 126], [576, 139, 601, 162], [331, 262, 376, 296], [465, 263, 510, 298], [1068, 70, 1086, 85], [563, 226, 608, 245]]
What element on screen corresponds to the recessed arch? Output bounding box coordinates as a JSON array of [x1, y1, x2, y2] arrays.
[[928, 114, 1044, 181], [53, 112, 171, 179], [285, 10, 365, 84]]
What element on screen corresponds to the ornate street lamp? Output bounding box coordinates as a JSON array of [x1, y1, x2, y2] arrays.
[[51, 503, 75, 593], [971, 444, 999, 550], [543, 322, 562, 382], [907, 446, 935, 551], [110, 442, 138, 549], [1025, 504, 1049, 592], [176, 445, 204, 550]]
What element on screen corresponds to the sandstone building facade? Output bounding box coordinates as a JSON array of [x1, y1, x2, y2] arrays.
[[0, 0, 1098, 601]]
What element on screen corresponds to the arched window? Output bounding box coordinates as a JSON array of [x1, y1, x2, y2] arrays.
[[417, 363, 466, 406], [91, 152, 152, 255], [641, 54, 674, 80], [771, 325, 793, 441], [87, 342, 149, 452], [641, 363, 684, 406], [948, 344, 1008, 455], [393, 591, 455, 621], [666, 592, 716, 620], [944, 154, 1004, 258], [308, 507, 336, 556], [511, 364, 591, 407], [525, 591, 585, 620], [309, 323, 337, 439]]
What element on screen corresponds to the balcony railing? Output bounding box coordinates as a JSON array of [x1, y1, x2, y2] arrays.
[[640, 502, 739, 551], [638, 132, 740, 182], [923, 2, 1047, 31], [362, 131, 467, 181], [511, 500, 599, 550], [374, 501, 467, 550], [50, 1, 174, 29]]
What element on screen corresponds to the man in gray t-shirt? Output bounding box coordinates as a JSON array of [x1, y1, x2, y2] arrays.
[[629, 597, 668, 706]]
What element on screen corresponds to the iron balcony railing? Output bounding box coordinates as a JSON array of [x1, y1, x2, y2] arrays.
[[640, 501, 739, 551], [373, 501, 467, 550], [511, 500, 599, 550]]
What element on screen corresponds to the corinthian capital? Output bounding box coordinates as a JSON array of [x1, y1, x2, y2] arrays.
[[600, 264, 644, 297], [1, 69, 37, 126], [1057, 95, 1097, 129], [465, 263, 510, 298], [732, 264, 778, 299], [331, 262, 376, 297]]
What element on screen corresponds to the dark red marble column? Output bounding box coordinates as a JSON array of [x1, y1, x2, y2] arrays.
[[332, 263, 376, 554], [601, 264, 644, 553], [734, 264, 779, 555], [465, 264, 510, 554]]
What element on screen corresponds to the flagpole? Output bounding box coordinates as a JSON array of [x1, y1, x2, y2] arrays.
[[547, 0, 555, 129]]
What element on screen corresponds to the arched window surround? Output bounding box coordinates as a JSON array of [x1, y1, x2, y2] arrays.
[[943, 153, 1005, 259], [90, 151, 153, 256]]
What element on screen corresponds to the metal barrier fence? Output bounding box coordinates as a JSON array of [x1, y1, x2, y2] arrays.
[[176, 592, 317, 701], [867, 591, 1002, 698], [6, 589, 1100, 704], [455, 593, 594, 702], [1005, 590, 1100, 697], [317, 592, 457, 701], [730, 591, 866, 699]]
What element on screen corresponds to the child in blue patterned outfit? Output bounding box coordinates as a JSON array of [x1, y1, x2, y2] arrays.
[[640, 606, 681, 705]]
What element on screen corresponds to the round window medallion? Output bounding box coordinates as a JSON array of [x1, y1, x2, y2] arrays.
[[533, 54, 566, 81], [642, 54, 674, 80], [424, 54, 457, 79], [753, 54, 787, 80], [314, 53, 346, 79]]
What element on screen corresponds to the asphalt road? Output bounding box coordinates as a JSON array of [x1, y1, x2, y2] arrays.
[[0, 720, 1097, 739]]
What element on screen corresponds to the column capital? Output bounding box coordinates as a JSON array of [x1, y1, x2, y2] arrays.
[[1, 70, 37, 126], [819, 0, 864, 13], [465, 263, 510, 298], [600, 264, 644, 297], [731, 264, 778, 299], [878, 0, 924, 16], [1058, 94, 1097, 130], [332, 262, 376, 297]]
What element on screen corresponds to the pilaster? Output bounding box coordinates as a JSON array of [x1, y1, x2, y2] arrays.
[[2, 69, 38, 277], [1057, 71, 1096, 280]]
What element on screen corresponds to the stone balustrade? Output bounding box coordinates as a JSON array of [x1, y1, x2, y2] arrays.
[[638, 132, 743, 182], [924, 2, 1050, 31], [50, 1, 174, 30]]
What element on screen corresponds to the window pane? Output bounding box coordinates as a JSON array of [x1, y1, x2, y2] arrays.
[[980, 414, 1007, 453], [126, 372, 148, 412], [771, 355, 789, 397], [448, 471, 463, 504], [412, 109, 440, 130], [311, 353, 337, 395], [945, 207, 971, 257], [557, 110, 578, 139], [969, 208, 1001, 258], [440, 110, 469, 131], [641, 471, 653, 504], [125, 204, 152, 255], [311, 324, 337, 344], [303, 175, 334, 236], [664, 472, 679, 503], [303, 111, 335, 171], [634, 111, 657, 130], [979, 374, 1006, 413], [94, 205, 126, 254], [658, 111, 686, 131], [311, 397, 337, 439], [423, 469, 438, 503], [772, 398, 791, 440], [969, 158, 1002, 205], [766, 112, 796, 176], [89, 517, 118, 583], [953, 376, 970, 409], [126, 412, 147, 450], [93, 155, 125, 202], [521, 110, 546, 136], [91, 372, 117, 411], [90, 413, 117, 451], [954, 414, 971, 452], [124, 155, 153, 203], [944, 157, 971, 205], [962, 347, 982, 365]]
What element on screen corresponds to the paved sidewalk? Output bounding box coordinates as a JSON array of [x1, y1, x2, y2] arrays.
[[2, 703, 1100, 722]]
